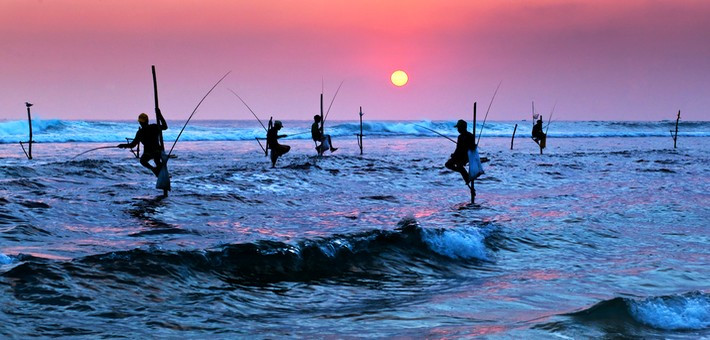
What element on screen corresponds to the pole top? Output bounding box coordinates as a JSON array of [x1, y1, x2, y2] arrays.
[[25, 102, 33, 107]]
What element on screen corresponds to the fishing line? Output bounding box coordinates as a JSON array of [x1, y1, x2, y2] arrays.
[[415, 124, 457, 144], [71, 145, 119, 159], [167, 71, 231, 157], [322, 80, 344, 125], [477, 81, 502, 145], [545, 101, 557, 134], [227, 88, 267, 132]]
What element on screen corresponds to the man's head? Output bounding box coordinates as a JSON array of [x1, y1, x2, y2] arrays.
[[274, 120, 283, 130], [313, 115, 322, 123], [138, 113, 149, 126], [454, 119, 467, 133]]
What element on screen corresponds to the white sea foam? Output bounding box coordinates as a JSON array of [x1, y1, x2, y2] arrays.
[[421, 227, 488, 260], [1, 119, 708, 143], [0, 253, 12, 265], [628, 292, 710, 330]]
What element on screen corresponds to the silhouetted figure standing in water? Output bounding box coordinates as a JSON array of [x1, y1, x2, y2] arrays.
[[311, 115, 338, 156], [118, 112, 168, 176], [445, 119, 475, 184], [267, 120, 290, 168], [532, 116, 545, 144]]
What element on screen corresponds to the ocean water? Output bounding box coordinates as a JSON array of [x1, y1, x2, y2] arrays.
[[0, 119, 708, 338]]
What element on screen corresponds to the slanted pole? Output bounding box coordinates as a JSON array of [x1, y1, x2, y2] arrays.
[[151, 65, 168, 197], [511, 123, 517, 150], [151, 65, 165, 150], [673, 110, 680, 148], [471, 102, 477, 204]]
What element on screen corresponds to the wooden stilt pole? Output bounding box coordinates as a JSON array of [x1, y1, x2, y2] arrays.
[[266, 117, 273, 157], [151, 65, 169, 196], [152, 66, 164, 150], [27, 104, 33, 159], [357, 106, 364, 155], [672, 110, 680, 148], [317, 94, 324, 155], [471, 102, 477, 204], [19, 102, 34, 160], [510, 123, 517, 150]]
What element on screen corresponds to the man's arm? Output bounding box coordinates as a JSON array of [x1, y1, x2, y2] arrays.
[[157, 108, 168, 130], [118, 130, 141, 148]]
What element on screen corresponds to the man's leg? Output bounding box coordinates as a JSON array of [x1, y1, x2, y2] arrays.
[[140, 153, 158, 176], [445, 158, 457, 171], [455, 163, 470, 184], [326, 135, 337, 152], [153, 154, 163, 176]]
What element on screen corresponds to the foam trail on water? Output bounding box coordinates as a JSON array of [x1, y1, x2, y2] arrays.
[[629, 292, 710, 330], [421, 227, 488, 260]]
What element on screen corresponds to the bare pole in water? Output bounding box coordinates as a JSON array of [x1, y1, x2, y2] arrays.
[[511, 123, 518, 150], [20, 102, 34, 159], [357, 106, 364, 155], [671, 110, 681, 148]]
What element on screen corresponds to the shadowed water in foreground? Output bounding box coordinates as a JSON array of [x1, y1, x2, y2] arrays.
[[1, 133, 708, 337]]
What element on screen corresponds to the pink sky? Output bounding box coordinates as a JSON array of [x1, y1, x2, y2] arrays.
[[1, 0, 708, 121]]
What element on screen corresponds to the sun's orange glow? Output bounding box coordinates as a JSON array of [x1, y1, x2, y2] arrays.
[[391, 70, 408, 87]]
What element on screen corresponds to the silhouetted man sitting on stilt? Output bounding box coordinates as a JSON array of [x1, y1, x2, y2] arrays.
[[445, 119, 475, 185], [118, 112, 168, 177]]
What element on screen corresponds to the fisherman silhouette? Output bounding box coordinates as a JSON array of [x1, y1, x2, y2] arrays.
[[267, 120, 290, 167], [445, 119, 475, 184], [311, 115, 338, 156], [117, 112, 168, 176], [532, 116, 545, 144]]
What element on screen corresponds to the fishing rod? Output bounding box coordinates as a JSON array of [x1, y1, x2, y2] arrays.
[[322, 80, 344, 125], [415, 124, 457, 144], [283, 130, 311, 138], [167, 71, 231, 158], [476, 82, 502, 145], [256, 130, 311, 140], [71, 145, 119, 159], [545, 101, 556, 134], [227, 88, 267, 132]]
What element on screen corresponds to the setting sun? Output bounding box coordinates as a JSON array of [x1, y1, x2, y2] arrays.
[[390, 70, 408, 87]]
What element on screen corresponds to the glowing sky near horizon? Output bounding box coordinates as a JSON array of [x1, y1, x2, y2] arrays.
[[1, 0, 708, 121]]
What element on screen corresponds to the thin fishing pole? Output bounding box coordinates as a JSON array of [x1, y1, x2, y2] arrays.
[[283, 131, 311, 138], [322, 80, 344, 124], [477, 81, 502, 145], [415, 124, 457, 144], [168, 71, 231, 157], [71, 145, 119, 159], [227, 88, 267, 132], [545, 101, 556, 134]]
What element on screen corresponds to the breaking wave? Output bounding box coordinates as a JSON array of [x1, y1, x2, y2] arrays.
[[1, 119, 708, 143], [2, 221, 490, 284], [569, 292, 710, 331]]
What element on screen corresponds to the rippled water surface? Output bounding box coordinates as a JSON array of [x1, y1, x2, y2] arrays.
[[1, 132, 708, 338]]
